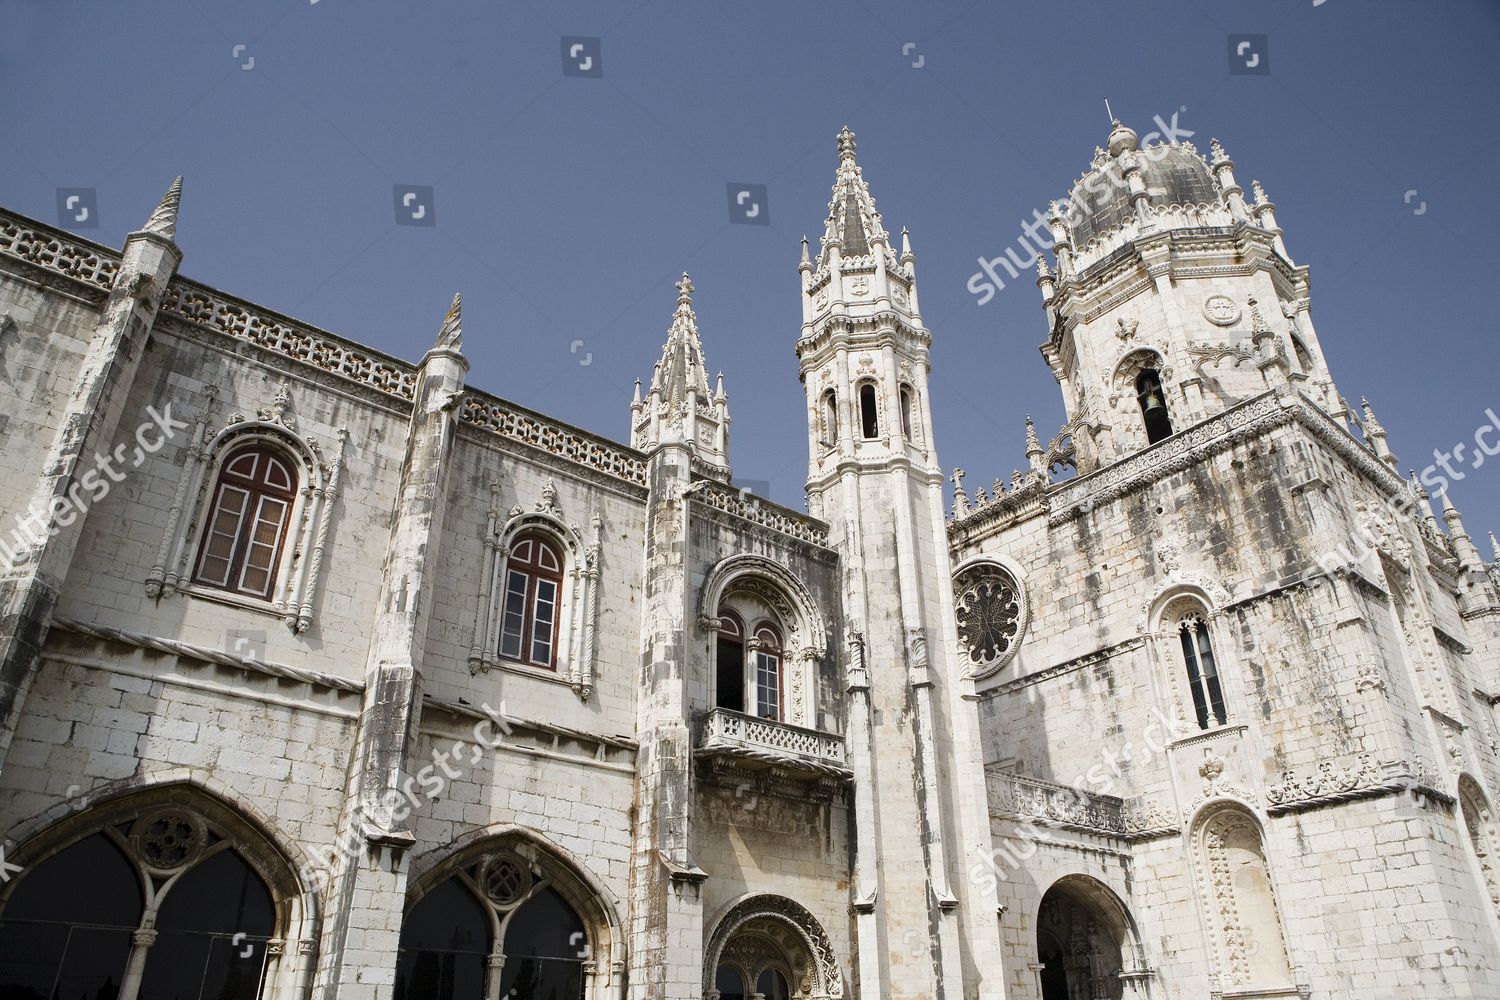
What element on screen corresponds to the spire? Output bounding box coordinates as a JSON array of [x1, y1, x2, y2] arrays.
[[1360, 398, 1397, 469], [434, 292, 462, 351], [800, 235, 811, 266], [819, 125, 889, 265], [1490, 531, 1500, 564], [143, 176, 183, 238], [1441, 491, 1485, 571], [656, 272, 712, 407], [1025, 415, 1046, 476], [1410, 471, 1439, 532], [631, 273, 729, 475]]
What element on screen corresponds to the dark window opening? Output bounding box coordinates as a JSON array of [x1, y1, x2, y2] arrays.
[[1135, 369, 1173, 444], [859, 383, 879, 439], [716, 611, 745, 713], [899, 385, 914, 439], [1180, 617, 1227, 729], [821, 390, 838, 446]]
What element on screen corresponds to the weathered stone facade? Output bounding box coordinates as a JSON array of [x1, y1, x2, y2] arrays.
[[0, 120, 1497, 1000]]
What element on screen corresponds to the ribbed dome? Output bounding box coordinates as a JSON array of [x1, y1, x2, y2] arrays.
[[1064, 143, 1220, 247]]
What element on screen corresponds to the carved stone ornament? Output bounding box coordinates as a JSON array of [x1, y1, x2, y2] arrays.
[[130, 808, 208, 872], [953, 561, 1029, 679], [1202, 294, 1241, 327], [1265, 753, 1382, 808], [1116, 315, 1139, 341]]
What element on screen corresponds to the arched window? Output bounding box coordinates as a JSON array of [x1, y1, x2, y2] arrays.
[[821, 389, 839, 447], [498, 532, 565, 669], [1135, 369, 1173, 444], [859, 383, 879, 439], [394, 878, 490, 1000], [899, 384, 914, 439], [751, 623, 783, 721], [716, 611, 746, 713], [1178, 612, 1227, 729], [0, 810, 280, 1000], [757, 968, 792, 1000], [193, 444, 298, 599], [396, 855, 590, 1000], [716, 965, 747, 1000]]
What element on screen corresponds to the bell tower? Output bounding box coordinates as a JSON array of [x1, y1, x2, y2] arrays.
[[797, 127, 1003, 1000], [1036, 120, 1349, 469]]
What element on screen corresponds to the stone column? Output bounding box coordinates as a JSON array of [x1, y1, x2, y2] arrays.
[[628, 440, 704, 999], [316, 296, 468, 999], [0, 179, 183, 768]]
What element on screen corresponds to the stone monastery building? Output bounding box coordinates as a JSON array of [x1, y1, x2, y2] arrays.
[[2, 120, 1500, 1000]]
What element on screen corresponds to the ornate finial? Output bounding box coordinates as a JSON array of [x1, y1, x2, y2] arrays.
[[1107, 119, 1138, 157], [436, 292, 462, 350], [1026, 416, 1045, 474], [676, 272, 694, 306], [1251, 180, 1269, 206], [1209, 138, 1228, 164], [900, 226, 912, 257], [1247, 296, 1269, 333], [800, 235, 811, 265], [1489, 531, 1500, 563], [1036, 255, 1051, 279], [837, 125, 857, 162], [714, 371, 725, 400], [950, 467, 969, 515], [143, 176, 183, 238], [631, 379, 642, 405]]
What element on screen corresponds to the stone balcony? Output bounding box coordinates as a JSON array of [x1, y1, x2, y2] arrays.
[[985, 770, 1127, 837], [695, 709, 851, 798]]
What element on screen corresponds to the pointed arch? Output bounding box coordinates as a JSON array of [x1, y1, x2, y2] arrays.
[[703, 894, 844, 1000], [404, 825, 625, 1000], [0, 778, 318, 1000]]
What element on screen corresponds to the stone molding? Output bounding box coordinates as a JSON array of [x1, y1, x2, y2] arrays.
[[688, 480, 831, 549], [984, 770, 1126, 837]]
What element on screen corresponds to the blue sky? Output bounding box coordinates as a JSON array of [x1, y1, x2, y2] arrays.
[[5, 1, 1499, 538]]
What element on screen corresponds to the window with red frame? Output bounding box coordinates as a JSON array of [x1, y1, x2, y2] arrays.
[[498, 533, 564, 670], [752, 623, 783, 721], [192, 445, 297, 600]]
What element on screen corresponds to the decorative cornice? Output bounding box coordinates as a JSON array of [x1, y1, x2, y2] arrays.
[[688, 480, 831, 550], [1264, 755, 1451, 815], [0, 212, 119, 295]]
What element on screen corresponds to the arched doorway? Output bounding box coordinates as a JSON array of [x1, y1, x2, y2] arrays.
[[0, 785, 307, 1000], [703, 895, 841, 1000], [1035, 877, 1135, 1000], [397, 836, 620, 1000]]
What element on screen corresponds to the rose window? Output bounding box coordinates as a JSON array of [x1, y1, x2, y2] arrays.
[[131, 809, 206, 870], [482, 854, 532, 906], [954, 564, 1028, 676]]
